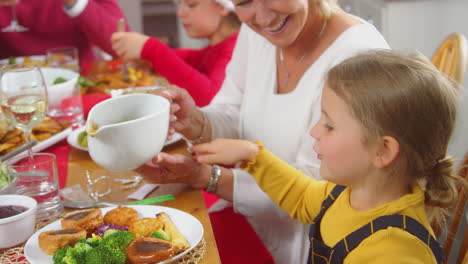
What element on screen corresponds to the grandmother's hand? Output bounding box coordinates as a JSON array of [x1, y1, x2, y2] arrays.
[[192, 139, 260, 165], [111, 32, 149, 61], [151, 85, 200, 139], [135, 152, 211, 189]]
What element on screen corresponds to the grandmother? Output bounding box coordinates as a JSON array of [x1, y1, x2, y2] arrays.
[[141, 0, 389, 262]]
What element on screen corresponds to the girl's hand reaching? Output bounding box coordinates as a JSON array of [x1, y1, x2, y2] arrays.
[[111, 32, 149, 61], [192, 139, 260, 165]]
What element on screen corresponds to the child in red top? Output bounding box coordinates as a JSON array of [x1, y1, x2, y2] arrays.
[[111, 0, 240, 107]]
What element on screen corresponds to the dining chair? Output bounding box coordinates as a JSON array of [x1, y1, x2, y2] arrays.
[[442, 152, 468, 261], [431, 33, 468, 88], [457, 225, 468, 264]]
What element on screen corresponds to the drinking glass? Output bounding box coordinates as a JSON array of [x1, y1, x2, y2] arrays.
[[0, 64, 48, 160], [46, 47, 80, 73], [12, 153, 63, 221], [1, 0, 28, 32]]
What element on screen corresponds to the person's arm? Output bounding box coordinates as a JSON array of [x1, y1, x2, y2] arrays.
[[141, 37, 235, 107], [63, 0, 128, 57], [193, 139, 327, 222]]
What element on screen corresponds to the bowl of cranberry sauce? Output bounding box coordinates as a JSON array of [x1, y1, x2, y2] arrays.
[[0, 195, 37, 248]]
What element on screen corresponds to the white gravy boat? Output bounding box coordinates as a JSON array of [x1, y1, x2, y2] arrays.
[[86, 94, 169, 171]]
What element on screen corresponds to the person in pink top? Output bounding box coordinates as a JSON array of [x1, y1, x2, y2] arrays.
[[0, 0, 129, 67], [111, 0, 240, 107]]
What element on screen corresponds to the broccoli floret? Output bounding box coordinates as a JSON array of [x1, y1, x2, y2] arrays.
[[53, 246, 70, 264], [102, 230, 135, 252], [77, 237, 102, 248], [52, 242, 93, 264], [84, 245, 126, 264]]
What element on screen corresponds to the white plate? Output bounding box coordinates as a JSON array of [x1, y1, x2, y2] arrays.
[[67, 126, 183, 151], [0, 55, 46, 67], [24, 205, 204, 264], [6, 127, 72, 165]]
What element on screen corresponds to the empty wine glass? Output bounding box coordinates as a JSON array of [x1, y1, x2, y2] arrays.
[[0, 64, 48, 160], [1, 0, 28, 32]]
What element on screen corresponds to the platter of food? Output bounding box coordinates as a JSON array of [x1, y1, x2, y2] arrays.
[[84, 59, 169, 95], [0, 117, 72, 164], [67, 126, 183, 151], [24, 205, 204, 264]]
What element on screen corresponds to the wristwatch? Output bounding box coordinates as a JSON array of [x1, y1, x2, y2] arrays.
[[205, 165, 221, 193]]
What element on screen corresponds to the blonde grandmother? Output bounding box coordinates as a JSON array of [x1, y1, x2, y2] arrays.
[[141, 0, 390, 262]]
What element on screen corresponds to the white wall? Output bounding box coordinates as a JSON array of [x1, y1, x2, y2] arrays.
[[442, 0, 468, 166], [383, 0, 467, 166], [118, 0, 143, 33]]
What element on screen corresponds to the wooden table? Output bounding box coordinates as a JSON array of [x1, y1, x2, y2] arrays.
[[66, 140, 221, 264]]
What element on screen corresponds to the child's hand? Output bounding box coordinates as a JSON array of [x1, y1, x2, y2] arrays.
[[111, 32, 149, 61], [191, 139, 260, 165]]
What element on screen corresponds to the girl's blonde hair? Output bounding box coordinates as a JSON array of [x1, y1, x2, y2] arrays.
[[326, 49, 466, 228]]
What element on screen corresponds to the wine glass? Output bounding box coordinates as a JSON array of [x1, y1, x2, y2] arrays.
[[0, 64, 48, 160], [1, 0, 28, 32]]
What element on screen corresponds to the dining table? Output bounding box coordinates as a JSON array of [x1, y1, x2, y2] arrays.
[[0, 60, 274, 264], [0, 129, 221, 264]]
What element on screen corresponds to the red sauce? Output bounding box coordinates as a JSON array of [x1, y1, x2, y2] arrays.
[[0, 205, 28, 219]]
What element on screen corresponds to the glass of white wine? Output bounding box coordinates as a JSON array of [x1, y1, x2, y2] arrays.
[[1, 0, 29, 32], [0, 64, 48, 160]]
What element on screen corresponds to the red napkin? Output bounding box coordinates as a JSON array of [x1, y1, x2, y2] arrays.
[[82, 94, 111, 119]]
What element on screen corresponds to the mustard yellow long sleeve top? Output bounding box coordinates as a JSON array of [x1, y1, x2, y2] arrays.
[[243, 146, 437, 263]]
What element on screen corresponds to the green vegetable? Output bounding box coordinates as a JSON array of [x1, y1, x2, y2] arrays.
[[85, 245, 126, 264], [52, 242, 92, 264], [0, 162, 15, 189], [8, 57, 16, 65], [103, 229, 119, 237], [102, 230, 135, 252], [53, 77, 68, 85], [151, 228, 171, 241], [52, 230, 134, 264], [78, 76, 98, 87], [52, 247, 70, 264], [77, 130, 88, 148], [77, 237, 101, 248]]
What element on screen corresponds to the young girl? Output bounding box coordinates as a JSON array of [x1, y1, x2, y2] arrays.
[[111, 0, 240, 107], [191, 50, 467, 263]]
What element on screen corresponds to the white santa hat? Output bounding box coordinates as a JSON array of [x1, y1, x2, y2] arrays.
[[214, 0, 235, 11]]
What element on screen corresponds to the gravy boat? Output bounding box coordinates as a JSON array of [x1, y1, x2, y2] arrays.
[[86, 94, 169, 171]]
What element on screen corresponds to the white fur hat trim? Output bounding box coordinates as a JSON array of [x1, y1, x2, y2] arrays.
[[214, 0, 235, 11]]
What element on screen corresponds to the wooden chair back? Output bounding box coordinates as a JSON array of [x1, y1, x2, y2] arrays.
[[457, 226, 468, 263], [431, 33, 468, 88], [443, 153, 468, 262]]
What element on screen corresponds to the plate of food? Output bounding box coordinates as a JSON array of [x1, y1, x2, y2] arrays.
[[1, 117, 72, 165], [24, 205, 204, 264], [67, 126, 183, 151]]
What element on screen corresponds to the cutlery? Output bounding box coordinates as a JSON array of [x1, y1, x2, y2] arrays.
[[0, 139, 37, 162], [117, 18, 130, 81]]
